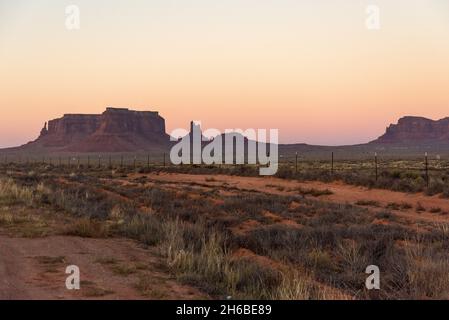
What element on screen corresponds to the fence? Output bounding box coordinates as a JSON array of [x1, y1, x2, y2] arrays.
[[0, 153, 168, 169], [3, 151, 448, 171]]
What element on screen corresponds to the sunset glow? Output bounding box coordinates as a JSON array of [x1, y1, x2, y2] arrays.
[[1, 0, 449, 147]]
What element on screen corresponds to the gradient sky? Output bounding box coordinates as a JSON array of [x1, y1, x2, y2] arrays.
[[1, 0, 449, 147]]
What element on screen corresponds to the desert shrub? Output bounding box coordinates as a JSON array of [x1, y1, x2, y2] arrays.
[[45, 183, 118, 219], [356, 200, 380, 207], [402, 239, 449, 299], [386, 202, 412, 211], [158, 219, 295, 299], [275, 166, 296, 179], [416, 202, 426, 212], [296, 187, 333, 197], [429, 207, 442, 214], [425, 179, 446, 196], [65, 218, 109, 238], [0, 178, 35, 206], [220, 194, 287, 219], [375, 211, 396, 220], [234, 213, 427, 298], [141, 187, 178, 208], [120, 214, 165, 246], [231, 258, 282, 298]]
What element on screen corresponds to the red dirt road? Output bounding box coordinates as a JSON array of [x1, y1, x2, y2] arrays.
[[0, 235, 204, 300]]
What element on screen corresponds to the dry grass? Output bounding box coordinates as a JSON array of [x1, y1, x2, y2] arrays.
[[0, 178, 35, 206], [64, 218, 110, 238], [135, 275, 168, 298], [0, 207, 51, 238], [111, 263, 137, 276], [1, 165, 449, 300], [295, 187, 333, 197], [355, 200, 381, 207], [386, 202, 413, 211]]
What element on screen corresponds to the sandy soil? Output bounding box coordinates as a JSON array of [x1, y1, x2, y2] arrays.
[[133, 172, 449, 224], [0, 234, 204, 300]]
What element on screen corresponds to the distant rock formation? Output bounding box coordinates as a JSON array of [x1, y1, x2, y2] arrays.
[[22, 107, 171, 152], [372, 116, 449, 144]]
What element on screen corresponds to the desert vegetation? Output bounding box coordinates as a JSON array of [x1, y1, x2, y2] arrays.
[[62, 156, 449, 197], [0, 162, 448, 299]]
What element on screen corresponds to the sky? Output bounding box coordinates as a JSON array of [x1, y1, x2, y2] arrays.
[[1, 0, 449, 147]]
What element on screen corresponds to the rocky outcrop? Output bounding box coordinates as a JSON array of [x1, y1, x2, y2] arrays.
[[24, 107, 170, 152], [372, 116, 449, 144]]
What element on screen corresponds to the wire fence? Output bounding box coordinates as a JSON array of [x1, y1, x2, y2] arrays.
[[2, 152, 449, 175]]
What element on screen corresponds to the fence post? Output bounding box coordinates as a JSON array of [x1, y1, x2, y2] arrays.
[[134, 156, 136, 170], [425, 152, 429, 188], [77, 157, 80, 168], [331, 152, 334, 175], [295, 152, 298, 174], [375, 152, 378, 181], [109, 155, 112, 169], [163, 153, 166, 167], [147, 154, 150, 168]]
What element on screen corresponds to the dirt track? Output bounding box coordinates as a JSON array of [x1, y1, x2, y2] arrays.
[[0, 235, 203, 300], [137, 172, 449, 223]]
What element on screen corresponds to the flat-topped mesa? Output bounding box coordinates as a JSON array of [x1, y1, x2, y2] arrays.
[[105, 107, 159, 115], [25, 107, 170, 152], [372, 116, 449, 144], [97, 107, 165, 136]]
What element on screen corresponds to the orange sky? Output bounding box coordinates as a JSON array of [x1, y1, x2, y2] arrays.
[[1, 0, 449, 147]]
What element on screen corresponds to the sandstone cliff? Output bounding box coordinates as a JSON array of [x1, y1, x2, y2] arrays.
[[24, 107, 170, 152], [372, 116, 449, 144]]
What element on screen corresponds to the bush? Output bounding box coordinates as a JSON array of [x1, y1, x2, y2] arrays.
[[65, 218, 109, 238], [121, 214, 165, 246]]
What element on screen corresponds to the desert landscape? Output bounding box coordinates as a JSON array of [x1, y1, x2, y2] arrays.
[[1, 122, 449, 299], [1, 108, 449, 300], [1, 1, 449, 304]]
